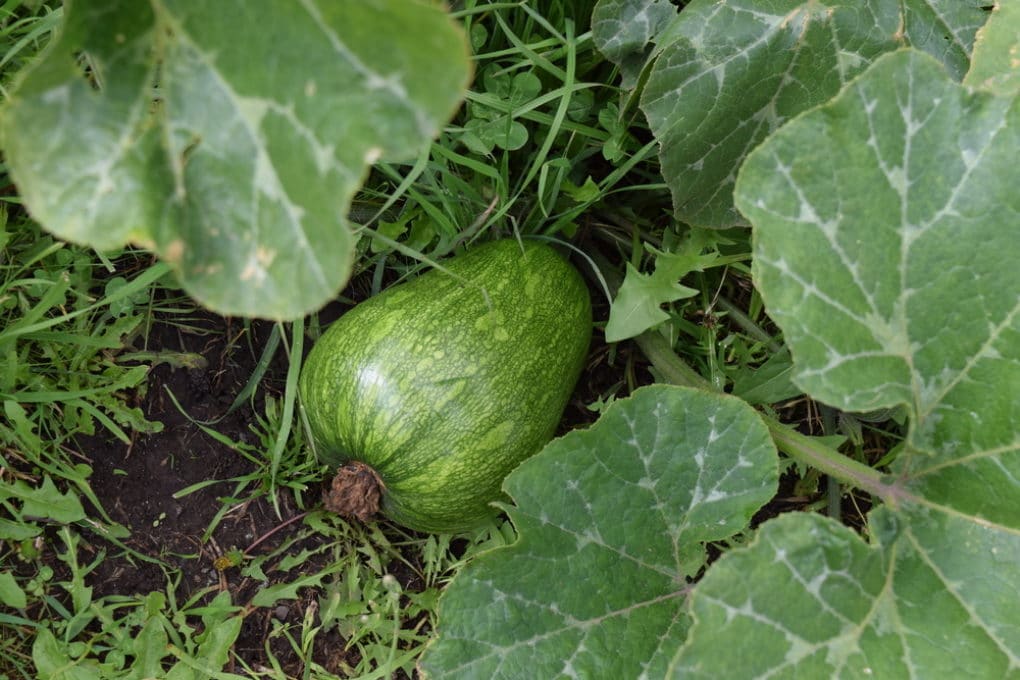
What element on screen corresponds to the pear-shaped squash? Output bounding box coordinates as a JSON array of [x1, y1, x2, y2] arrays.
[[299, 239, 591, 533]]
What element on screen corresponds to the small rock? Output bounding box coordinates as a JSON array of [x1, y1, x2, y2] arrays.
[[274, 605, 289, 621]]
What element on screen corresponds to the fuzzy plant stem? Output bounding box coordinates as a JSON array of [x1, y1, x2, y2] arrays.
[[587, 247, 897, 503], [637, 330, 900, 505], [765, 421, 899, 505], [634, 330, 706, 388]]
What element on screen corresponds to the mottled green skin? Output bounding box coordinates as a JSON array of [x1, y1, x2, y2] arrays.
[[299, 239, 591, 533]]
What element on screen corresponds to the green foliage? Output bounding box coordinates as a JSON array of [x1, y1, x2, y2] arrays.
[[0, 223, 164, 441], [0, 569, 27, 608], [606, 258, 697, 342], [460, 68, 542, 154], [421, 385, 779, 677], [2, 474, 85, 524], [604, 228, 733, 342], [898, 0, 991, 79], [591, 0, 679, 87], [596, 0, 990, 228], [739, 48, 1018, 455], [2, 0, 471, 319], [1, 4, 615, 677], [232, 512, 513, 679], [27, 579, 246, 680], [965, 1, 1020, 94], [2, 1, 1015, 678], [0, 216, 169, 572], [728, 347, 799, 405], [685, 48, 1020, 676], [420, 4, 1017, 679]]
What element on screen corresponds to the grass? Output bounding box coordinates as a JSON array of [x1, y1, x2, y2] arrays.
[[0, 1, 907, 678]]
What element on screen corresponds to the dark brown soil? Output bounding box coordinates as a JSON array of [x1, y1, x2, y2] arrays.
[[82, 315, 278, 596], [75, 312, 356, 675]]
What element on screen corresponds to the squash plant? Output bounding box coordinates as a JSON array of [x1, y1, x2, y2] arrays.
[[2, 1, 1016, 677], [420, 2, 1019, 678]]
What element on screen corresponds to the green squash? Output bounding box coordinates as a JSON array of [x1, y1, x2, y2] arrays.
[[299, 238, 592, 533]]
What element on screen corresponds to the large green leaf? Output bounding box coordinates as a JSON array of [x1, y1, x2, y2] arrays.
[[591, 0, 680, 87], [420, 385, 778, 678], [737, 48, 1018, 457], [676, 48, 1020, 677], [1, 0, 469, 319], [674, 512, 1020, 677], [900, 0, 992, 80], [638, 0, 989, 228], [965, 1, 1020, 94]]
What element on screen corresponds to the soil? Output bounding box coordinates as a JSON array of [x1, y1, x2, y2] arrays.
[[75, 312, 350, 675], [84, 316, 275, 584]]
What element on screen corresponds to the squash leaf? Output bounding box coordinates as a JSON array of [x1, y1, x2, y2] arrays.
[[898, 0, 993, 80], [591, 0, 681, 87], [420, 385, 778, 678], [965, 1, 1020, 95], [738, 48, 1018, 458], [625, 0, 989, 228], [1, 0, 470, 319], [674, 48, 1020, 678], [675, 511, 1020, 677]]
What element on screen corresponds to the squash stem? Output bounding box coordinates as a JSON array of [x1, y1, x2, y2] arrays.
[[324, 462, 384, 521]]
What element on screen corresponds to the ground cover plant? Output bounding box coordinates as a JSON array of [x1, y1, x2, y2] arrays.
[[1, 1, 1017, 679]]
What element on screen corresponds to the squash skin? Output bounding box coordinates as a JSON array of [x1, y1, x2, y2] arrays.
[[299, 239, 591, 533]]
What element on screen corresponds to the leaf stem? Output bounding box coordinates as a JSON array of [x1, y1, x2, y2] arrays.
[[765, 421, 896, 504], [634, 330, 707, 389], [638, 329, 898, 504]]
